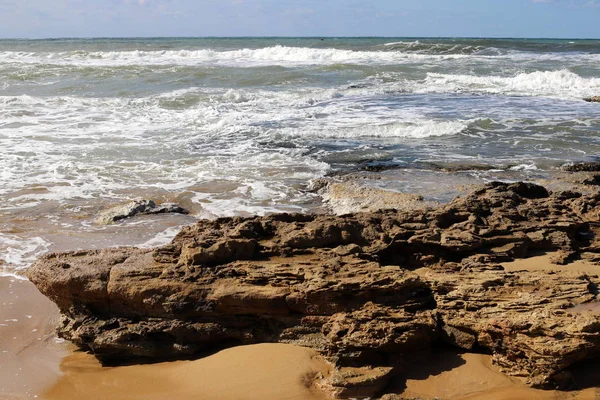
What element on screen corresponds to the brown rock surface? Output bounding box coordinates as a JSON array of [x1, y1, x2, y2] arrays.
[[27, 182, 600, 397]]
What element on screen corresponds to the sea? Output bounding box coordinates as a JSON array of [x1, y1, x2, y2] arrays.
[[1, 37, 600, 278]]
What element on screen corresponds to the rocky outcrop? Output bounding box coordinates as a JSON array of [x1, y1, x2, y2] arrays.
[[315, 180, 434, 215], [424, 263, 600, 387], [27, 182, 600, 397], [563, 162, 600, 173], [95, 199, 189, 225], [584, 96, 600, 103]]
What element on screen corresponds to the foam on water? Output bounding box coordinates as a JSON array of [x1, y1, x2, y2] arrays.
[[0, 234, 50, 277], [381, 40, 495, 55], [0, 83, 484, 208], [283, 119, 469, 139], [1, 38, 600, 276], [0, 90, 333, 208], [417, 69, 600, 99], [2, 45, 600, 71], [138, 225, 185, 248], [1, 80, 597, 215], [0, 46, 472, 67]]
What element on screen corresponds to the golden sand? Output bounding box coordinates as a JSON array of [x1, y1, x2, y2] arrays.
[[396, 350, 599, 400], [0, 277, 68, 400], [45, 343, 332, 400]]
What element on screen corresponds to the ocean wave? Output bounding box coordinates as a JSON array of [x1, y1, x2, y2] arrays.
[[3, 44, 598, 69], [416, 69, 600, 99], [0, 90, 332, 210], [382, 39, 600, 55], [380, 40, 501, 55], [0, 46, 471, 67]]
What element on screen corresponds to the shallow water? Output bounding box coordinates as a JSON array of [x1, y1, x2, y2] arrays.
[[1, 37, 600, 276]]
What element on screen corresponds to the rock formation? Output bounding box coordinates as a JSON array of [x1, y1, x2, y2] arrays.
[[27, 182, 600, 398], [584, 96, 600, 103], [95, 199, 189, 225], [562, 162, 600, 173]]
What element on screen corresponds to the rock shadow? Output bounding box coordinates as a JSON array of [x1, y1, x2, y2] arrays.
[[382, 345, 467, 395], [564, 358, 600, 390]]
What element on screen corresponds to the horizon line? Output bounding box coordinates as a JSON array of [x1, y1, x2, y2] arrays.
[[1, 35, 600, 41]]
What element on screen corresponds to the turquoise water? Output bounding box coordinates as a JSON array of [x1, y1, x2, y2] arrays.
[[1, 37, 600, 275]]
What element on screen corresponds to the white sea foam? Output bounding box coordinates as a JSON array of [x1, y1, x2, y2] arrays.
[[510, 163, 539, 171], [282, 119, 469, 139], [138, 226, 184, 248], [0, 66, 598, 231], [0, 88, 336, 216], [2, 45, 599, 69], [0, 234, 50, 276], [0, 75, 587, 216], [0, 46, 472, 67], [0, 272, 28, 280], [416, 69, 600, 99]]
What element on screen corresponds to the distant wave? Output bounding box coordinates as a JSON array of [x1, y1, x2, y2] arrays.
[[380, 40, 502, 55], [0, 46, 475, 67], [2, 45, 599, 69], [381, 38, 600, 55]]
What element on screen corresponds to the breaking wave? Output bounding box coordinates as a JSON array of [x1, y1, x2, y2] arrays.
[[0, 46, 473, 67], [416, 69, 600, 99]]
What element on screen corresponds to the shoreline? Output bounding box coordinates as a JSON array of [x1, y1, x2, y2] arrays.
[[5, 175, 600, 399]]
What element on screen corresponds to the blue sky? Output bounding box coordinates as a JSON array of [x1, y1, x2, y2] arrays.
[[0, 0, 599, 39]]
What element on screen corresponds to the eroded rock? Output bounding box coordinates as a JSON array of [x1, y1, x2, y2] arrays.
[[27, 182, 600, 397]]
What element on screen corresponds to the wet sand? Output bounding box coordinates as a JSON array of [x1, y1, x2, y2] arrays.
[[0, 277, 69, 400]]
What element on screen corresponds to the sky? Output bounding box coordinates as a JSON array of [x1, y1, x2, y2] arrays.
[[0, 0, 599, 39]]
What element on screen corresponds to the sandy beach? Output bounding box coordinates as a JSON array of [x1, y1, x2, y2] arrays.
[[46, 343, 332, 400], [398, 351, 600, 400], [0, 277, 68, 400]]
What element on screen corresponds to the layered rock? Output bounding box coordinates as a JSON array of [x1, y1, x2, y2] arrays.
[[424, 263, 600, 387], [27, 182, 600, 397]]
